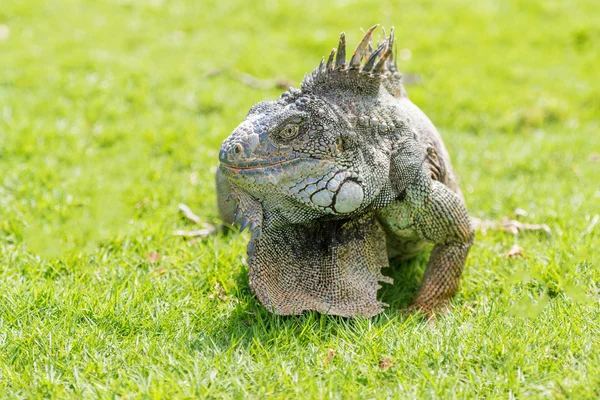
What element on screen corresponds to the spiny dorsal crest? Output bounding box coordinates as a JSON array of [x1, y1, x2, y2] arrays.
[[299, 25, 404, 98]]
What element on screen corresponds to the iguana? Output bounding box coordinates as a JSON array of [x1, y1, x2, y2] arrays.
[[182, 25, 546, 317]]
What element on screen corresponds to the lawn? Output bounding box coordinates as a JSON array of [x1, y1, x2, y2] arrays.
[[1, 0, 599, 398]]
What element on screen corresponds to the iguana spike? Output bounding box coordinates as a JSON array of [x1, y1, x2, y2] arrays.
[[387, 27, 398, 72], [318, 56, 324, 73], [373, 47, 392, 75], [301, 25, 403, 93], [373, 29, 393, 74], [326, 48, 335, 71], [335, 32, 346, 69], [363, 39, 387, 73], [388, 55, 399, 72], [363, 25, 374, 55], [376, 26, 388, 54], [349, 24, 379, 69]]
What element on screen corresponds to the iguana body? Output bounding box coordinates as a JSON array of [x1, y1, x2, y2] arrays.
[[216, 26, 474, 317]]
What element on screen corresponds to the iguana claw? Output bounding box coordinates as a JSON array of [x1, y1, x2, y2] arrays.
[[239, 217, 251, 233], [234, 208, 242, 223]]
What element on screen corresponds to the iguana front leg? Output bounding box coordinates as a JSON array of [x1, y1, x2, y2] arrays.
[[409, 180, 474, 312], [384, 132, 474, 313]]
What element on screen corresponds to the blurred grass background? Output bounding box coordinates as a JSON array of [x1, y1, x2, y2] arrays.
[[0, 0, 599, 397]]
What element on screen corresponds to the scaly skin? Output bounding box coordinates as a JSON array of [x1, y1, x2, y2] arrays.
[[217, 25, 474, 317]]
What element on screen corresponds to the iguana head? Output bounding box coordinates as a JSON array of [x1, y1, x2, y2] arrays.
[[219, 25, 405, 223]]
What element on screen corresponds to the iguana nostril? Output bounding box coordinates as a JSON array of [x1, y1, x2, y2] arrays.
[[233, 144, 243, 155]]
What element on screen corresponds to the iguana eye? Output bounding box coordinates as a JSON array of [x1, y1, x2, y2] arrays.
[[278, 123, 300, 140]]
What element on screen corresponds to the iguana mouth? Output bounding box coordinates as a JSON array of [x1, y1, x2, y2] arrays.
[[219, 158, 303, 171], [220, 156, 337, 172]]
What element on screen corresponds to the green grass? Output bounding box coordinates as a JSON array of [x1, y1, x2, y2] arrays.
[[1, 0, 599, 397]]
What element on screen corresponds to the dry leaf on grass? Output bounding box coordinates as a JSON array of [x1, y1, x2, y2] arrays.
[[324, 349, 336, 365], [506, 244, 524, 258], [378, 356, 394, 371], [147, 252, 161, 263], [514, 208, 528, 217], [472, 217, 551, 236], [135, 197, 150, 209], [208, 282, 229, 301], [275, 78, 295, 89]]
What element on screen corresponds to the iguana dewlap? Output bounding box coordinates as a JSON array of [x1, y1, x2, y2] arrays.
[[216, 25, 474, 317]]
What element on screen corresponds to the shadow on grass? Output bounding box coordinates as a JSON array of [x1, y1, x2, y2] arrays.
[[379, 253, 428, 311]]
